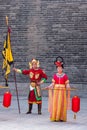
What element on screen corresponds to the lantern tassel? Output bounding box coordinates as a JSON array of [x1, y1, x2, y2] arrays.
[[74, 113, 76, 119]]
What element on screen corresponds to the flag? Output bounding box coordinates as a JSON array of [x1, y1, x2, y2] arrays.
[[2, 27, 14, 86]]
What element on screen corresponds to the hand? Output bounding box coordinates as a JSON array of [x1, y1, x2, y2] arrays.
[[13, 68, 17, 72], [37, 80, 43, 85], [37, 82, 41, 85]]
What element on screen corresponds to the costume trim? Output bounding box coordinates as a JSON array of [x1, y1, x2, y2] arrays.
[[16, 69, 22, 73], [34, 88, 42, 101], [28, 101, 42, 104], [54, 84, 66, 88], [42, 78, 47, 83]]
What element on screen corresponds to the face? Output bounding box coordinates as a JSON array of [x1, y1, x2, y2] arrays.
[[32, 62, 37, 69], [57, 66, 63, 74]]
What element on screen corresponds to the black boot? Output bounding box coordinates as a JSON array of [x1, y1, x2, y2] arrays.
[[26, 104, 32, 114], [38, 104, 42, 115]]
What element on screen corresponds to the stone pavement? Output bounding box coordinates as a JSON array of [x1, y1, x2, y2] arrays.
[[0, 95, 87, 130]]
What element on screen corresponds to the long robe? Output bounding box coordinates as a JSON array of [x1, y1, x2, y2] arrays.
[[48, 73, 70, 122]]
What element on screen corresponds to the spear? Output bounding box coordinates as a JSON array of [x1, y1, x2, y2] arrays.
[[6, 16, 20, 114]]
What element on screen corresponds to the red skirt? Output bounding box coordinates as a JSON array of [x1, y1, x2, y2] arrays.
[[28, 90, 42, 104]]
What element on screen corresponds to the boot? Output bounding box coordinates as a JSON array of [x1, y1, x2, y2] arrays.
[[38, 104, 42, 115], [26, 104, 32, 114]]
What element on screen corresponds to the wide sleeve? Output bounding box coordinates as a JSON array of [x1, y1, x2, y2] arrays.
[[64, 74, 71, 110], [64, 74, 69, 85], [52, 74, 56, 84]]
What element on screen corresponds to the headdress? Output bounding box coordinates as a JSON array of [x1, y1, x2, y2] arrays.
[[29, 58, 40, 69], [54, 56, 64, 68]]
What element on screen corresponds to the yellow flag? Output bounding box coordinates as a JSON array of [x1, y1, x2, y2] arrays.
[[2, 27, 14, 84]]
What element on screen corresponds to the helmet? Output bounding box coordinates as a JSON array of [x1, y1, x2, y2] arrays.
[[29, 58, 40, 69]]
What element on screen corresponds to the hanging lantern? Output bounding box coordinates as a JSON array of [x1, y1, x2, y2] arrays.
[[72, 95, 80, 119], [3, 91, 12, 108]]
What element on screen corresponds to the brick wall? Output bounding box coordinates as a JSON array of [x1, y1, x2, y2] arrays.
[[0, 0, 87, 87]]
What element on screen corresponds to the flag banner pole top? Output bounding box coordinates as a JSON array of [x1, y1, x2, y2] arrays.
[[6, 16, 8, 26]]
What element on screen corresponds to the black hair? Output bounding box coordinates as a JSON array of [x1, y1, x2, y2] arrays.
[[54, 56, 64, 68]]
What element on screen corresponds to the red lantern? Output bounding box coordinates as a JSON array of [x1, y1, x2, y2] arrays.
[[72, 95, 80, 119], [3, 91, 12, 108]]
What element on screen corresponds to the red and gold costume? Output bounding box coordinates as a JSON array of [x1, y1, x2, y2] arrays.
[[22, 68, 47, 104], [15, 59, 47, 114]]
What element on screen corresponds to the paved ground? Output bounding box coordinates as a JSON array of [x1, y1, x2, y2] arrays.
[[0, 95, 87, 130]]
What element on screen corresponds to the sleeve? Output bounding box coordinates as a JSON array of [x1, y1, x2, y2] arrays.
[[22, 70, 30, 75], [64, 74, 69, 85], [41, 70, 47, 80], [15, 69, 22, 73], [52, 74, 56, 83]]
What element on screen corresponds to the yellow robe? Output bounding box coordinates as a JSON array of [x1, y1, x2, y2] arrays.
[[48, 73, 70, 122]]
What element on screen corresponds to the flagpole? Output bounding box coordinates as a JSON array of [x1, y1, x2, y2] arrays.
[[6, 16, 21, 114]]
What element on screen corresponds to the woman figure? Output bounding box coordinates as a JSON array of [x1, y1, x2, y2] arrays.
[[48, 56, 71, 122], [13, 58, 47, 114]]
